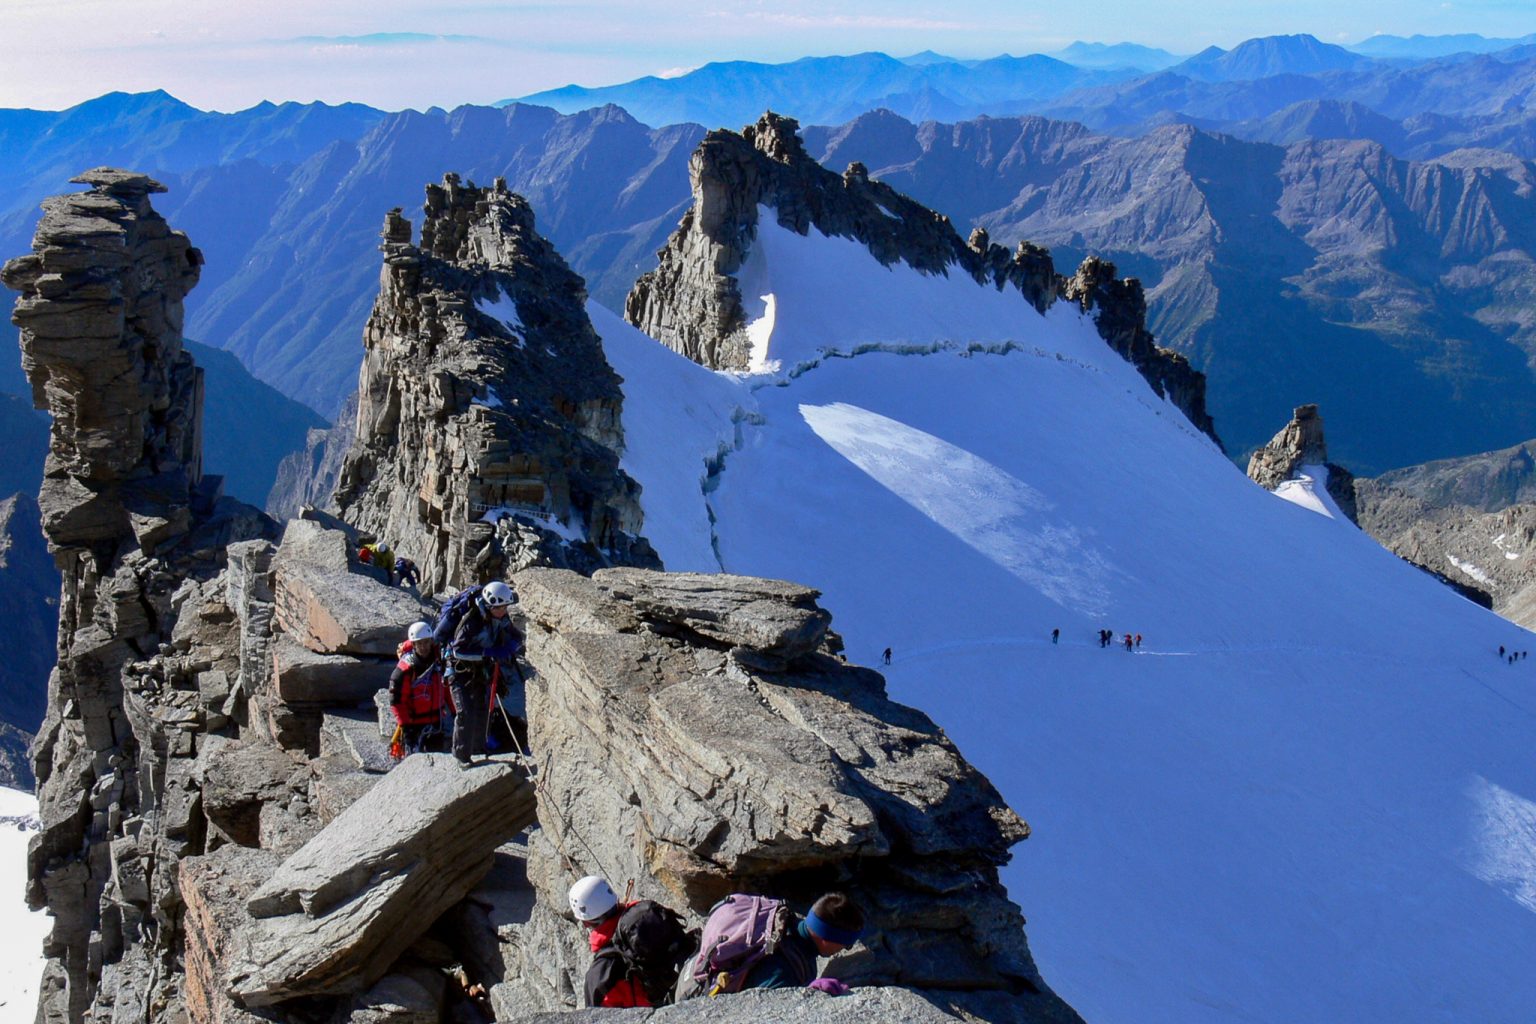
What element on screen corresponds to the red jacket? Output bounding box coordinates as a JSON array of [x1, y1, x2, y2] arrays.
[[584, 903, 651, 1008], [388, 643, 452, 725]]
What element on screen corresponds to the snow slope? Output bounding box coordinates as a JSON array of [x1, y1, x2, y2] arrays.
[[0, 788, 46, 1023], [595, 216, 1536, 1023]]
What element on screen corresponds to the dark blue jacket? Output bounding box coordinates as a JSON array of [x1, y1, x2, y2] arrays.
[[450, 597, 522, 663]]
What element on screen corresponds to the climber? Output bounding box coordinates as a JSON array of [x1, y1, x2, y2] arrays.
[[571, 876, 694, 1008], [447, 579, 522, 764], [675, 891, 863, 1000], [1051, 628, 1059, 645], [882, 647, 892, 665], [1122, 633, 1133, 651], [388, 621, 454, 756], [395, 556, 420, 590], [357, 540, 397, 583]]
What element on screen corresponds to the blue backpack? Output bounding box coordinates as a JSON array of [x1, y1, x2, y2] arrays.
[[432, 585, 482, 648]]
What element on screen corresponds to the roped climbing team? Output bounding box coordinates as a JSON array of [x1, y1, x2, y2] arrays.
[[568, 876, 865, 1008]]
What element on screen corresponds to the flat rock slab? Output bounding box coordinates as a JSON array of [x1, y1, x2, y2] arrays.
[[594, 567, 831, 661], [275, 561, 426, 657], [227, 753, 536, 1007], [271, 637, 390, 705], [321, 708, 395, 774]]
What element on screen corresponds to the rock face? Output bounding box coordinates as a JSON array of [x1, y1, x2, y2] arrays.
[[625, 112, 1219, 444], [333, 175, 660, 594], [0, 491, 57, 787], [1246, 403, 1358, 522], [227, 754, 535, 1006], [266, 391, 357, 521], [474, 567, 1081, 1022], [2, 169, 280, 1024]]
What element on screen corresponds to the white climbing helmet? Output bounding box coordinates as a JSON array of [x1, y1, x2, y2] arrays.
[[567, 875, 618, 922], [377, 541, 390, 554], [483, 580, 515, 608], [408, 621, 433, 643]]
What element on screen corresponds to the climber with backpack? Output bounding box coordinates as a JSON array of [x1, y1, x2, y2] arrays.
[[437, 579, 522, 764], [387, 621, 453, 758], [674, 891, 864, 1000], [568, 876, 696, 1008]]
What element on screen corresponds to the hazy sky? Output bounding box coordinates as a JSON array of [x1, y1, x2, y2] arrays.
[[4, 0, 1533, 112]]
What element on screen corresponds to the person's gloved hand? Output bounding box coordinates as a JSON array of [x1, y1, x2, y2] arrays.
[[807, 978, 851, 996]]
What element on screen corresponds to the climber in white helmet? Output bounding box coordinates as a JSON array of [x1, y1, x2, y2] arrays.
[[443, 578, 522, 764]]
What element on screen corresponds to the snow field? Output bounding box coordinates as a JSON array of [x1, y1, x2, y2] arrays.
[[0, 789, 47, 1023], [598, 214, 1536, 1023]]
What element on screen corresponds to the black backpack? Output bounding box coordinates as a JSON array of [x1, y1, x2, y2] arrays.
[[606, 900, 697, 1005]]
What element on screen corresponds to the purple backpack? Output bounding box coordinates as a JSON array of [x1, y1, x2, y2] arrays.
[[690, 894, 791, 994]]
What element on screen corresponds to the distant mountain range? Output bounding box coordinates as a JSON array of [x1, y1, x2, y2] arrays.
[[5, 31, 1536, 475]]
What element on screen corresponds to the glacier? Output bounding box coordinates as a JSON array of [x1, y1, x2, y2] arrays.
[[594, 213, 1536, 1023]]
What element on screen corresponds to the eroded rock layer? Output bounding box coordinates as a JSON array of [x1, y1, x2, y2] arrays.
[[625, 112, 1218, 444], [334, 175, 659, 593]]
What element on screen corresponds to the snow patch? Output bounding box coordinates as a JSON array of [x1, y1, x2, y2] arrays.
[[801, 401, 1120, 614], [1449, 554, 1493, 585], [1464, 775, 1536, 915], [475, 285, 525, 346], [1271, 464, 1349, 521], [0, 788, 48, 1023]]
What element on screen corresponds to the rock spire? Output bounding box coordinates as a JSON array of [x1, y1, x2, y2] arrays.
[[3, 169, 277, 1023], [625, 112, 1219, 444], [1247, 403, 1358, 522], [334, 174, 659, 592]]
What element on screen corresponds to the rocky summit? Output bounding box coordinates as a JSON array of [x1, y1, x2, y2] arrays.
[[625, 111, 1218, 444], [1247, 403, 1358, 523], [7, 171, 1081, 1024], [333, 175, 659, 594]]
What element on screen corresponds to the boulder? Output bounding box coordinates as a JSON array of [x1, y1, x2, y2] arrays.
[[227, 754, 536, 1007]]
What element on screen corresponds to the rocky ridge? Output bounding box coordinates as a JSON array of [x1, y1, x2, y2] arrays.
[[625, 112, 1218, 443], [9, 172, 1080, 1024], [333, 175, 659, 593], [1246, 404, 1359, 522]]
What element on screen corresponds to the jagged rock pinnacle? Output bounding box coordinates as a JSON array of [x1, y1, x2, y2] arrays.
[[625, 112, 1221, 446], [334, 174, 659, 591], [1248, 403, 1358, 522]]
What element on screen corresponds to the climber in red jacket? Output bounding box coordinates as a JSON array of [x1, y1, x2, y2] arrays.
[[388, 621, 453, 755]]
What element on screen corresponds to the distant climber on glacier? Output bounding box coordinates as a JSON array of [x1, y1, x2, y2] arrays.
[[1051, 628, 1060, 645], [882, 647, 892, 665], [674, 892, 864, 999], [570, 876, 694, 1008], [387, 621, 452, 757], [441, 580, 522, 764]]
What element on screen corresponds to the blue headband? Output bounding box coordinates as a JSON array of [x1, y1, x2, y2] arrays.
[[805, 909, 863, 948]]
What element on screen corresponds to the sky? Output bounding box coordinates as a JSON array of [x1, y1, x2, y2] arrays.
[[3, 0, 1534, 112]]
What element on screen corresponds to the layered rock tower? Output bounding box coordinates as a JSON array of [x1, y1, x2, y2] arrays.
[[2, 170, 278, 1022], [334, 175, 658, 592], [626, 112, 1219, 443]]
